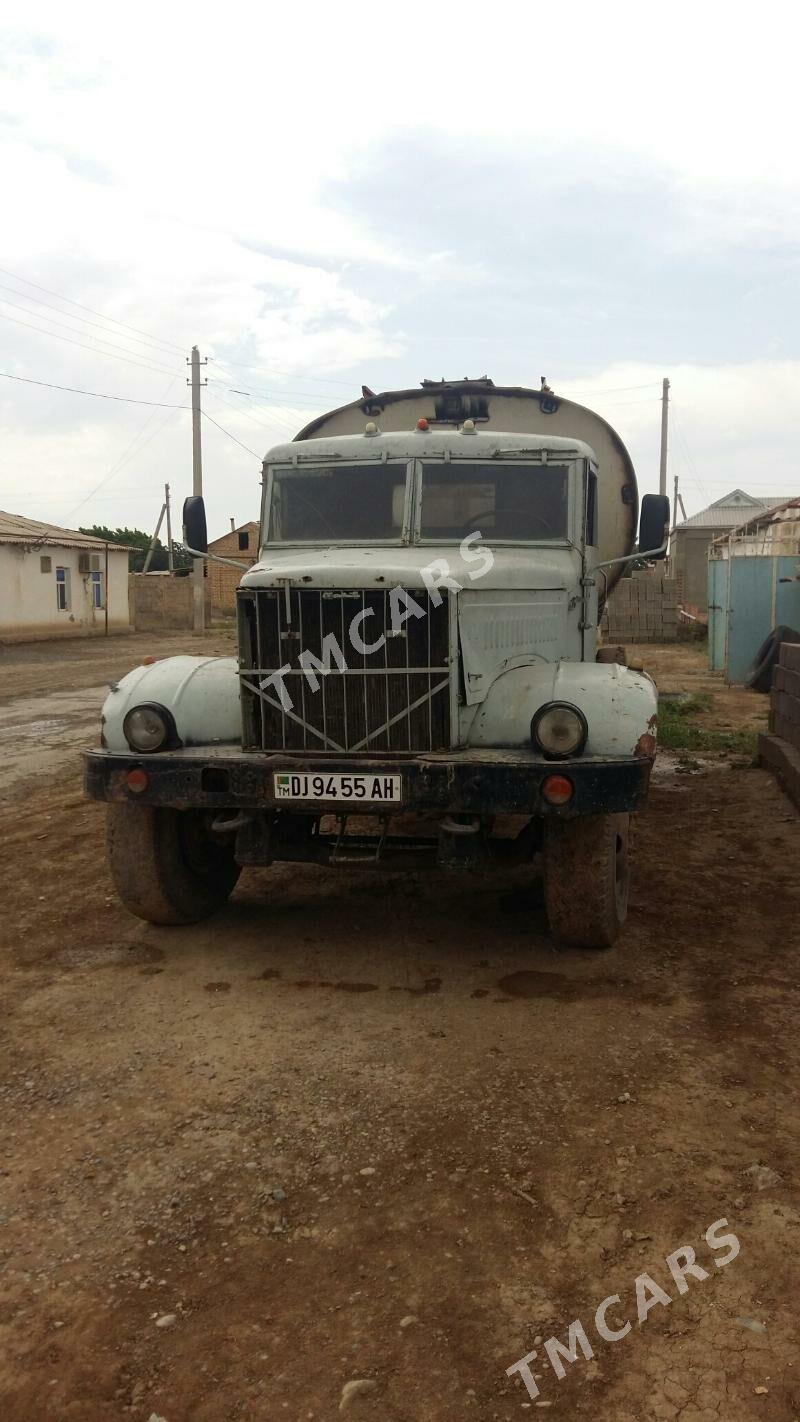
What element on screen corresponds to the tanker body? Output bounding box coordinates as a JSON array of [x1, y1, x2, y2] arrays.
[[85, 378, 670, 947]]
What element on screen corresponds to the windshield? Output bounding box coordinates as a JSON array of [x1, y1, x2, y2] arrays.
[[267, 463, 408, 542], [420, 461, 569, 540]]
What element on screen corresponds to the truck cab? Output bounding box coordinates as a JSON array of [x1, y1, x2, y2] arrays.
[[85, 383, 669, 948]]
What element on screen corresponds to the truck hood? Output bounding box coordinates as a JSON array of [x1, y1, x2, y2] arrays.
[[240, 544, 580, 592]]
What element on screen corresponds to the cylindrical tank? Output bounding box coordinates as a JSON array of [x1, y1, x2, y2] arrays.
[[295, 379, 638, 590]]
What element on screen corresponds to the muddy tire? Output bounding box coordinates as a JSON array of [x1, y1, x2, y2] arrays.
[[106, 804, 241, 926], [543, 813, 629, 949], [744, 624, 800, 693]]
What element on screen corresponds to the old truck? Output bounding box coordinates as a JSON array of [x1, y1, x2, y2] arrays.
[[84, 378, 669, 948]]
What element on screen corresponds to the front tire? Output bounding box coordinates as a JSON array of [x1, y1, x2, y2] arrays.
[[543, 812, 630, 949], [107, 804, 241, 925]]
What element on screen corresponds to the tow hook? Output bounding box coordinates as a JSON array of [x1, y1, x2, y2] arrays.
[[438, 814, 483, 871]]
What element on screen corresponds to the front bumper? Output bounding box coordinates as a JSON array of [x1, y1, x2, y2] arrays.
[[84, 746, 653, 818]]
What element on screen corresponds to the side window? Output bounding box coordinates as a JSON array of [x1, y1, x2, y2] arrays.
[[585, 470, 598, 546], [238, 530, 249, 552], [90, 571, 104, 608], [56, 567, 71, 611], [40, 555, 52, 573]]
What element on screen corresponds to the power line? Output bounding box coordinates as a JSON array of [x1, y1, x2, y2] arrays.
[[0, 308, 179, 377], [0, 369, 187, 407], [0, 280, 186, 361], [671, 403, 711, 507], [558, 382, 658, 396], [0, 295, 180, 376], [208, 352, 358, 388], [65, 377, 185, 522], [201, 409, 263, 460], [209, 376, 325, 410], [206, 387, 298, 439], [0, 263, 184, 354]]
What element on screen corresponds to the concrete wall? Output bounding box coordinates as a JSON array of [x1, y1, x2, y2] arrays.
[[0, 542, 130, 642], [602, 569, 679, 644], [759, 642, 800, 809], [207, 523, 258, 614], [129, 573, 211, 631], [672, 527, 721, 610]]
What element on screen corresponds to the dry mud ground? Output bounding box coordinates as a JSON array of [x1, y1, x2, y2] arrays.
[[1, 634, 799, 1421]]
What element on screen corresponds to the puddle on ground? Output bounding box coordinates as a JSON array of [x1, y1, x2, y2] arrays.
[[390, 977, 443, 996], [139, 966, 164, 976], [293, 979, 378, 993], [261, 968, 281, 980], [497, 970, 630, 1001], [204, 981, 231, 993]]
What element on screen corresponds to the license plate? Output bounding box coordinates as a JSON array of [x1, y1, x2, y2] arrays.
[[273, 771, 403, 804]]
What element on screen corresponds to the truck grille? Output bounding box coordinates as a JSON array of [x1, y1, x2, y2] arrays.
[[238, 587, 451, 753]]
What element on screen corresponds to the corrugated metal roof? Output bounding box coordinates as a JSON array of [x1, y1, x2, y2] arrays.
[[0, 510, 130, 553], [677, 493, 789, 530]]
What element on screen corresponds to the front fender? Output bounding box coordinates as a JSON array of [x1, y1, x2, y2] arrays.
[[466, 661, 657, 757], [101, 656, 241, 752]]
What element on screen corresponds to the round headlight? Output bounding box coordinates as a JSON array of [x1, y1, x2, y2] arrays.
[[123, 704, 170, 753], [531, 702, 588, 759]]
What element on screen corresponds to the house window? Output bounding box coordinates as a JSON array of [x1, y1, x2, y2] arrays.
[[90, 571, 104, 608], [56, 567, 71, 611], [238, 530, 249, 551], [40, 555, 52, 573]]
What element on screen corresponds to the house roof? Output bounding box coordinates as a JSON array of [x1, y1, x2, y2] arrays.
[[676, 490, 790, 530], [0, 510, 130, 553], [208, 520, 259, 551], [709, 496, 800, 546]]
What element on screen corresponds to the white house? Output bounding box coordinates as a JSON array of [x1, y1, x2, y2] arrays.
[[0, 511, 131, 642]]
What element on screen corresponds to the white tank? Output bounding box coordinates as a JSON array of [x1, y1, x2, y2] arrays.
[[295, 378, 638, 590]]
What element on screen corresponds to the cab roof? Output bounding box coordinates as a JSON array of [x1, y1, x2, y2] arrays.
[[262, 428, 596, 466]]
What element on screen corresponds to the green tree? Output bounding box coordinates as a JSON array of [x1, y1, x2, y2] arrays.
[[79, 525, 192, 572]]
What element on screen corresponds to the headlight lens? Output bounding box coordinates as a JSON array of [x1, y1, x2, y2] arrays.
[[531, 702, 588, 759], [123, 704, 170, 753]]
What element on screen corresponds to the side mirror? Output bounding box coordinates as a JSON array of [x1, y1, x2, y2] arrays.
[[638, 493, 671, 560], [183, 495, 208, 554]]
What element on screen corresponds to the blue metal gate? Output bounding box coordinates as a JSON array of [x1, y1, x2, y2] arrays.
[[708, 554, 800, 682]]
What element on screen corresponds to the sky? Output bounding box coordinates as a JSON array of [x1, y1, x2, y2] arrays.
[[1, 1, 799, 538]]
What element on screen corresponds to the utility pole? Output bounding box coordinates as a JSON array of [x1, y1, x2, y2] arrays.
[[143, 500, 167, 573], [670, 472, 680, 563], [659, 377, 670, 497], [188, 346, 207, 633], [164, 481, 174, 573]]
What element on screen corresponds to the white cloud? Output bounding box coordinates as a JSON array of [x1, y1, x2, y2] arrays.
[[1, 1, 800, 536]]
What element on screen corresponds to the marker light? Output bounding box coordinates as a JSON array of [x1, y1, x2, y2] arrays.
[[417, 417, 429, 431], [126, 768, 150, 794], [365, 421, 378, 436], [541, 774, 574, 806], [462, 418, 476, 433]]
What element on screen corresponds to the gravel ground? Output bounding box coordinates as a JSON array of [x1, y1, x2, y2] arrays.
[[0, 635, 797, 1421]]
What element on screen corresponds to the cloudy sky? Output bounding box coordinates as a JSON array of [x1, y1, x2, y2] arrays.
[[1, 1, 799, 538]]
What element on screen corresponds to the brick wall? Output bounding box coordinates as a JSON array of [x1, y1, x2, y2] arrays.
[[208, 522, 258, 614], [128, 573, 209, 631], [601, 570, 679, 644], [758, 642, 800, 809]]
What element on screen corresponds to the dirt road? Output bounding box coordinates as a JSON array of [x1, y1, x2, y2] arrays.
[[1, 635, 798, 1420]]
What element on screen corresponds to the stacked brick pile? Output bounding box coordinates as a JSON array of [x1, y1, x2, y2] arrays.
[[759, 642, 800, 807], [602, 570, 679, 644]]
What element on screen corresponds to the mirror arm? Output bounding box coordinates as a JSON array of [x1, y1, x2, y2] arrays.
[[592, 540, 668, 574], [185, 545, 250, 570]]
